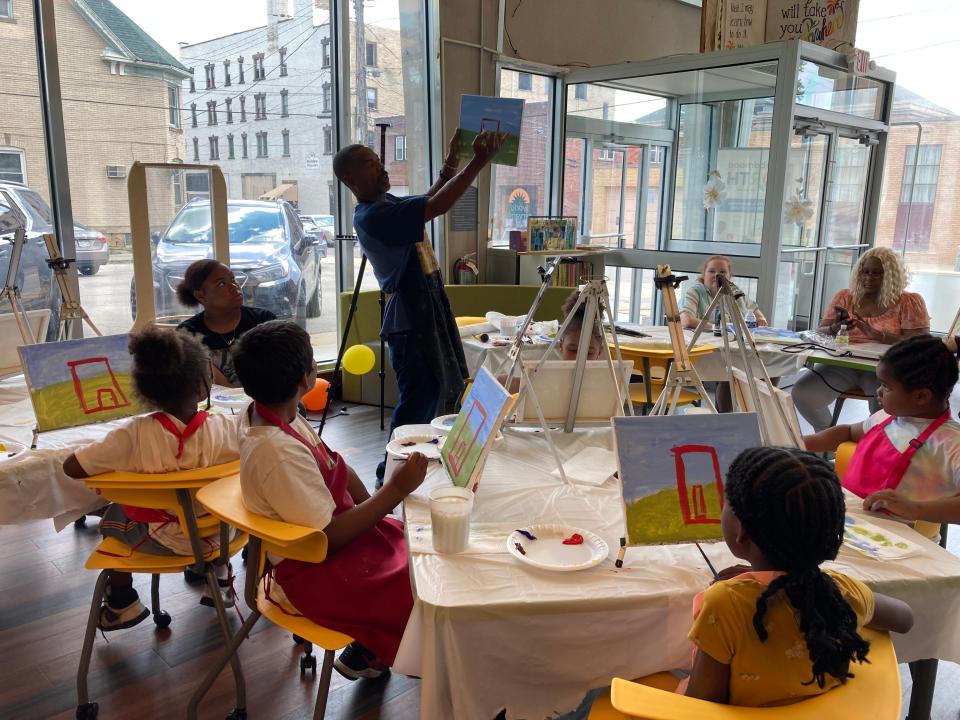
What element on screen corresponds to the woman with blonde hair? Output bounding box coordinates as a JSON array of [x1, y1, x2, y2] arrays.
[[680, 255, 767, 330], [791, 246, 930, 431]]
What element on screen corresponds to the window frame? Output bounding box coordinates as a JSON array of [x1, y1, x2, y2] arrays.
[[365, 41, 377, 67], [279, 47, 288, 77], [0, 0, 14, 21], [209, 135, 219, 161], [395, 134, 406, 161], [167, 84, 181, 129], [223, 58, 231, 86], [190, 102, 197, 128], [227, 133, 235, 160], [281, 89, 289, 118], [192, 137, 200, 162], [237, 56, 245, 84], [518, 72, 533, 91], [282, 129, 291, 157], [0, 148, 26, 184], [204, 63, 215, 89], [206, 100, 217, 126], [366, 87, 378, 111]]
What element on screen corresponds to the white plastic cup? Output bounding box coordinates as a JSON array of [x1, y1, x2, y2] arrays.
[[429, 485, 474, 553], [499, 316, 518, 338]]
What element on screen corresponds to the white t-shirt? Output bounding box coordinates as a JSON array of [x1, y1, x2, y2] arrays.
[[862, 410, 960, 501], [238, 407, 336, 532], [74, 412, 240, 554]]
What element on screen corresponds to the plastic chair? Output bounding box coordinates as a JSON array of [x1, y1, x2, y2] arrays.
[[587, 629, 900, 719], [188, 474, 352, 720], [615, 343, 715, 414], [456, 315, 488, 327], [76, 461, 248, 720]]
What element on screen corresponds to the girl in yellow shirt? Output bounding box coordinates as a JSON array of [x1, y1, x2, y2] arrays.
[[684, 447, 915, 706]]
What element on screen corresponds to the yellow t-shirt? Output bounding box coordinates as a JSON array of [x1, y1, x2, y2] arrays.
[[687, 570, 875, 707]]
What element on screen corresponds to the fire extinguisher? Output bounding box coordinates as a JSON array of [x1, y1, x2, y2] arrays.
[[454, 253, 479, 284]]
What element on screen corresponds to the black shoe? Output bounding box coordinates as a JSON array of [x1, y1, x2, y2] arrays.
[[333, 641, 389, 680]]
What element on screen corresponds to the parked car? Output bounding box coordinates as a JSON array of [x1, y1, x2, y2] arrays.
[[0, 181, 60, 339], [74, 223, 110, 275], [131, 199, 325, 324], [299, 214, 335, 247]]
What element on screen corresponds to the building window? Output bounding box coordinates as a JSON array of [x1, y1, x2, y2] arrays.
[[321, 38, 330, 67], [190, 102, 198, 128], [366, 129, 375, 148], [365, 41, 377, 67], [223, 58, 231, 86], [256, 131, 268, 158], [225, 97, 233, 124], [574, 84, 587, 100], [167, 85, 181, 129], [322, 126, 332, 155], [227, 133, 235, 160], [282, 129, 290, 157], [173, 170, 184, 206], [518, 72, 532, 91], [322, 83, 331, 113], [207, 100, 217, 125], [209, 136, 220, 161], [649, 145, 664, 164], [281, 89, 289, 117], [602, 102, 609, 120], [192, 137, 200, 162], [241, 132, 248, 159], [0, 149, 25, 183], [237, 56, 245, 84], [239, 95, 247, 122], [253, 53, 265, 81], [204, 63, 215, 89], [279, 47, 288, 76], [254, 93, 266, 120], [366, 88, 377, 111], [188, 68, 195, 93], [394, 135, 406, 161], [0, 1, 13, 20], [895, 144, 942, 252]]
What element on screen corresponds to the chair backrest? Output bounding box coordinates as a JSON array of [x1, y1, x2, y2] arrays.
[[608, 629, 899, 719], [834, 441, 857, 480]]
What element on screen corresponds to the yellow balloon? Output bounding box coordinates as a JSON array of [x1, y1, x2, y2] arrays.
[[342, 344, 376, 375]]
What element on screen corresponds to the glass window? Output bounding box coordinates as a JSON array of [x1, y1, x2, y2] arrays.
[[204, 63, 215, 89], [795, 61, 886, 121], [0, 150, 26, 183], [323, 126, 332, 154], [225, 98, 233, 124], [207, 100, 217, 125], [227, 133, 235, 160], [167, 85, 180, 128], [282, 129, 291, 157], [365, 41, 377, 66], [0, 1, 13, 20], [394, 135, 406, 161], [190, 103, 197, 128], [241, 132, 248, 159], [279, 46, 288, 76], [237, 56, 245, 84], [366, 88, 378, 111], [321, 37, 330, 67], [281, 89, 289, 117], [518, 72, 532, 91], [223, 58, 231, 86], [188, 68, 195, 93], [209, 136, 219, 161], [489, 68, 553, 247], [893, 144, 941, 253], [239, 95, 247, 122], [192, 137, 200, 161], [322, 82, 331, 112]]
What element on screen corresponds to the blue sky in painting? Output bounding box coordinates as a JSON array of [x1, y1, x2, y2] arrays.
[[19, 334, 133, 389], [458, 95, 524, 135], [613, 413, 762, 503]]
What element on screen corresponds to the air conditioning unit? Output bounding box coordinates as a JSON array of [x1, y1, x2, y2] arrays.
[[106, 164, 127, 179]]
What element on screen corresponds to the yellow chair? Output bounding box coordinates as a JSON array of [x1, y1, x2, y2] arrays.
[[615, 343, 715, 414], [455, 315, 488, 328], [188, 474, 352, 720], [587, 629, 900, 719], [76, 461, 248, 720]]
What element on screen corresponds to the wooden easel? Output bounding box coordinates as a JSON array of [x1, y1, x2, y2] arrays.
[[43, 233, 101, 340]]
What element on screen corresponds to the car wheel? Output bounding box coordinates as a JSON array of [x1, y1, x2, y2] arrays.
[[79, 264, 99, 276], [306, 283, 321, 318]]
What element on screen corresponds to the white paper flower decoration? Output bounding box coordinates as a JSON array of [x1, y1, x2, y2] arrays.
[[703, 171, 727, 210], [783, 194, 815, 225]]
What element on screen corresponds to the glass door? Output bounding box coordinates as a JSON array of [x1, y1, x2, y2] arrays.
[[776, 125, 873, 330]]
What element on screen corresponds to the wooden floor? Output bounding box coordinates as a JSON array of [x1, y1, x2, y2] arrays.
[[1, 400, 959, 719]]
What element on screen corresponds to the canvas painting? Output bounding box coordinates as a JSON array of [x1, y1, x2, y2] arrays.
[[613, 413, 762, 545], [730, 368, 803, 448], [527, 217, 577, 252], [457, 95, 524, 167], [19, 334, 144, 432], [842, 515, 921, 561], [440, 367, 513, 493]]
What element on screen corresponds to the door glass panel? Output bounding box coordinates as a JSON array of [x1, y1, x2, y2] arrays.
[[823, 137, 871, 247], [562, 137, 586, 218], [640, 145, 666, 251], [621, 147, 641, 248], [795, 61, 886, 120], [586, 146, 625, 248], [782, 132, 828, 248], [775, 249, 819, 331]]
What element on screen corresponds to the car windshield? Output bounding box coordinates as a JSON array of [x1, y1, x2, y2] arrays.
[[164, 205, 284, 244], [19, 189, 54, 230]]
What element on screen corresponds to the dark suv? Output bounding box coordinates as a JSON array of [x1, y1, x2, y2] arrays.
[[0, 182, 60, 338], [132, 199, 324, 323]]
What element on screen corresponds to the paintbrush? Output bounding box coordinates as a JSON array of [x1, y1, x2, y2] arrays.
[[695, 542, 720, 580]]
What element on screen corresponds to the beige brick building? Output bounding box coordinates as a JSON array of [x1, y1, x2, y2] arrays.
[[0, 0, 188, 241]]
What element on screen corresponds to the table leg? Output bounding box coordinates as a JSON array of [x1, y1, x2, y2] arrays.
[[907, 658, 938, 720]]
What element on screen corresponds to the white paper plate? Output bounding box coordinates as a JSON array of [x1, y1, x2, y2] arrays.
[[210, 387, 251, 409], [0, 440, 28, 464], [430, 414, 458, 435], [507, 524, 608, 572], [386, 434, 443, 461]]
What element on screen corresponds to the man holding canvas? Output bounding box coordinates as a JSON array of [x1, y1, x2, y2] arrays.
[[334, 130, 504, 485]]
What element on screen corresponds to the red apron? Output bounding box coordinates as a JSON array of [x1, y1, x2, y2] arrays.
[[254, 403, 412, 666], [842, 409, 951, 498], [121, 411, 210, 524]]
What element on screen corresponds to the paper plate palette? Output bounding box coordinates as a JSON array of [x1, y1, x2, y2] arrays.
[[0, 440, 27, 464], [210, 388, 251, 410], [386, 434, 443, 461], [507, 524, 608, 572], [430, 414, 458, 435]]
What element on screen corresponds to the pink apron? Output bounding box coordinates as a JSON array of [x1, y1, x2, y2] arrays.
[[842, 409, 951, 498], [255, 403, 412, 665]]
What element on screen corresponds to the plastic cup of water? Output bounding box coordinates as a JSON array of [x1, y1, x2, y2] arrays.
[[499, 316, 518, 338], [429, 486, 474, 553]]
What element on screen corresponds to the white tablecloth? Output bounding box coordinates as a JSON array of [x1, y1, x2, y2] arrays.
[[393, 423, 960, 720], [462, 325, 808, 383]]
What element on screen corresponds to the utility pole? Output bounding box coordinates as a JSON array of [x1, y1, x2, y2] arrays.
[[354, 0, 368, 145]]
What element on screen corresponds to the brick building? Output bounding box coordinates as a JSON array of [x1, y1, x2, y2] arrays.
[[0, 0, 189, 241]]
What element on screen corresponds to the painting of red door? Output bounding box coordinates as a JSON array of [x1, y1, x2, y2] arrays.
[[670, 444, 724, 524], [68, 356, 130, 414]]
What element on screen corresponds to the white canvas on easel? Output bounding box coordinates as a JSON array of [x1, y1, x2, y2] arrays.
[[730, 367, 803, 448], [0, 309, 50, 378], [515, 360, 634, 425]]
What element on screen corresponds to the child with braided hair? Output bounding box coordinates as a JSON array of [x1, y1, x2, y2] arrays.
[[684, 447, 913, 706], [804, 335, 960, 525]]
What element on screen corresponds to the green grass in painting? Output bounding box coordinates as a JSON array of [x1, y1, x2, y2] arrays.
[[625, 484, 724, 545], [31, 372, 142, 432], [458, 129, 521, 166]]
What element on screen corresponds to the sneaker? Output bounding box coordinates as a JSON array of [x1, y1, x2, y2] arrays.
[[200, 577, 236, 609], [99, 598, 150, 631], [333, 642, 389, 680]]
